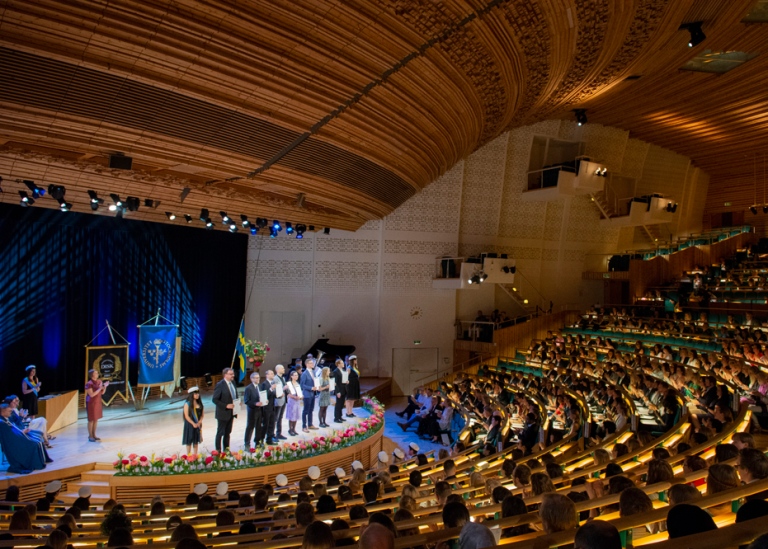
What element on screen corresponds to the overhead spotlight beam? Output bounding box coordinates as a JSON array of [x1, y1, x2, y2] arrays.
[[240, 214, 250, 227]]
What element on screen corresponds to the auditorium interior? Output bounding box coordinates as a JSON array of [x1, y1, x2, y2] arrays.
[[3, 0, 768, 548]]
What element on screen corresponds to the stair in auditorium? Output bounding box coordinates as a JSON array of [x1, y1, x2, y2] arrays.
[[59, 462, 115, 505]]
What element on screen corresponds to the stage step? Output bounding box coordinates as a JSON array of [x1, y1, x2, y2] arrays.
[[60, 479, 112, 504], [81, 469, 117, 481], [94, 462, 117, 471]]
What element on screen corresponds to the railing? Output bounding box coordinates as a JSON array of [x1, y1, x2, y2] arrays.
[[525, 165, 576, 191]]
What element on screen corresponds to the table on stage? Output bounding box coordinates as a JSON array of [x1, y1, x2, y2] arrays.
[[38, 390, 78, 433]]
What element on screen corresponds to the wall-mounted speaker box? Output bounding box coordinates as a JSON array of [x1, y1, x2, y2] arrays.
[[109, 155, 133, 170]]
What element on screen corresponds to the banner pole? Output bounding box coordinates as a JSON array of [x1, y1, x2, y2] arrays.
[[106, 320, 117, 345]]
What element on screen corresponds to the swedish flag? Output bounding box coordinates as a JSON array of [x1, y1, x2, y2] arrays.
[[235, 318, 248, 382]]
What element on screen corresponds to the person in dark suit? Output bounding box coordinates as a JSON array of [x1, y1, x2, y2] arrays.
[[332, 359, 347, 424], [259, 370, 277, 445], [300, 358, 318, 432], [212, 367, 238, 452], [272, 364, 287, 440], [243, 372, 264, 449], [518, 413, 540, 455]]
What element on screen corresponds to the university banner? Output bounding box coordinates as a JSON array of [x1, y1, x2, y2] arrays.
[[138, 325, 177, 385], [85, 345, 129, 406]]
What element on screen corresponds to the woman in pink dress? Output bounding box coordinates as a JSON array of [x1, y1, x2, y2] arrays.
[[85, 369, 109, 442]]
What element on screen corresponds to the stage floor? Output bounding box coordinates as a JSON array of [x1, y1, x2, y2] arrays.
[[0, 387, 445, 487]]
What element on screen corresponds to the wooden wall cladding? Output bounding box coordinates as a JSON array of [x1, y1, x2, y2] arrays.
[[0, 0, 765, 232], [493, 311, 581, 359]]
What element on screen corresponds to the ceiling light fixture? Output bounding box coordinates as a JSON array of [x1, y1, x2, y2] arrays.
[[573, 109, 588, 126], [680, 21, 706, 48], [184, 214, 193, 223], [18, 190, 34, 207], [166, 212, 177, 220], [285, 222, 294, 235], [240, 215, 250, 228]]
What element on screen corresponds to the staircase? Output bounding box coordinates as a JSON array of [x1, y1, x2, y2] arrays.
[[499, 284, 538, 315], [639, 224, 661, 247], [60, 463, 115, 506], [589, 191, 615, 220]]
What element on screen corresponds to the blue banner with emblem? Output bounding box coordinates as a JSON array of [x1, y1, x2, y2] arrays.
[[138, 325, 177, 385]]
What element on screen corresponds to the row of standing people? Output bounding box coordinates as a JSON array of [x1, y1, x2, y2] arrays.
[[183, 355, 361, 454]]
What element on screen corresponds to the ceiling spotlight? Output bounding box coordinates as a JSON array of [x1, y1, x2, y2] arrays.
[[296, 223, 307, 239], [600, 167, 607, 176], [468, 275, 481, 285], [110, 193, 124, 208], [523, 299, 529, 304], [108, 204, 117, 212], [285, 222, 294, 235], [166, 212, 177, 220], [200, 208, 209, 222], [87, 190, 100, 210], [323, 227, 330, 235], [23, 180, 44, 199], [750, 205, 759, 215], [59, 202, 73, 212], [221, 211, 231, 224], [574, 109, 587, 126], [479, 272, 488, 282], [273, 220, 282, 232], [681, 21, 706, 48], [240, 214, 250, 227], [144, 198, 160, 209], [763, 206, 768, 214], [309, 225, 315, 231], [256, 218, 268, 229], [250, 226, 258, 235], [48, 184, 66, 201], [229, 223, 238, 233], [18, 190, 34, 207], [205, 218, 214, 229], [270, 227, 278, 238], [184, 214, 193, 223], [126, 196, 140, 212]]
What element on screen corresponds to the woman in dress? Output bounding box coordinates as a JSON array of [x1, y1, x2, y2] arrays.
[[345, 355, 360, 418], [85, 369, 109, 442], [21, 365, 41, 419], [3, 395, 53, 448], [285, 370, 303, 436], [0, 402, 51, 474], [317, 367, 331, 428], [182, 386, 204, 455]]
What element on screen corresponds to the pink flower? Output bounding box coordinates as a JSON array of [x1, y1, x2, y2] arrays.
[[234, 454, 242, 461], [211, 450, 219, 457], [128, 453, 138, 460], [171, 454, 178, 460], [113, 460, 119, 466], [129, 459, 138, 467]]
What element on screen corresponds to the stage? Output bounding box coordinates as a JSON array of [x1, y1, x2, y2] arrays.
[[0, 378, 444, 502]]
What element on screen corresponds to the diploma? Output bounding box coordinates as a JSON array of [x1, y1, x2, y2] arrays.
[[313, 376, 321, 389], [275, 384, 284, 398], [330, 379, 336, 392], [259, 390, 268, 404], [342, 370, 349, 383], [232, 398, 242, 415]]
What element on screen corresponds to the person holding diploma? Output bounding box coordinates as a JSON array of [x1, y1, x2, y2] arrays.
[[285, 369, 302, 436], [212, 367, 238, 452], [272, 364, 287, 440], [21, 365, 41, 419], [243, 372, 264, 448], [85, 369, 109, 442], [317, 367, 331, 428], [182, 386, 204, 455], [300, 358, 319, 432], [345, 355, 361, 418], [332, 359, 347, 424], [259, 370, 277, 445]]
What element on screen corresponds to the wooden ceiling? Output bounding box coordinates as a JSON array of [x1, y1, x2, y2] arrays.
[[0, 0, 765, 231]]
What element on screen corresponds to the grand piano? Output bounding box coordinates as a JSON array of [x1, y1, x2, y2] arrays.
[[303, 338, 356, 367]]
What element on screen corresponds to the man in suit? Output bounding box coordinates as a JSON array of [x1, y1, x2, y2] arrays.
[[243, 372, 264, 449], [300, 358, 318, 432], [212, 367, 238, 452], [272, 364, 287, 440], [259, 370, 277, 445], [332, 361, 347, 424]]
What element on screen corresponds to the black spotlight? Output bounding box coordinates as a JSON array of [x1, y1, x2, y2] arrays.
[[199, 208, 209, 222], [205, 218, 214, 229], [184, 214, 193, 223], [295, 223, 307, 239], [109, 193, 124, 212], [285, 222, 294, 235], [59, 201, 73, 212], [270, 227, 278, 238], [257, 217, 268, 229], [502, 266, 511, 274], [763, 206, 768, 214], [272, 220, 282, 232], [574, 109, 588, 126], [228, 222, 238, 233], [308, 225, 315, 231], [751, 205, 759, 215], [23, 180, 44, 199], [240, 214, 250, 227], [250, 226, 258, 235], [18, 190, 34, 207], [87, 190, 100, 211], [681, 22, 705, 48], [323, 227, 330, 235], [220, 211, 231, 224], [165, 212, 176, 220], [468, 274, 481, 285], [125, 196, 140, 212], [48, 184, 66, 201], [479, 272, 488, 282]]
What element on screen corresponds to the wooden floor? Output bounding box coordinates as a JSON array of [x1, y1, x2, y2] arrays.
[[0, 378, 395, 485]]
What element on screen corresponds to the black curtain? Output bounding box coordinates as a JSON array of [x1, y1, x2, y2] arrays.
[[0, 203, 247, 395]]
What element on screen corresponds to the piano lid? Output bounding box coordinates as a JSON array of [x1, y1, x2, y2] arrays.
[[304, 338, 356, 364]]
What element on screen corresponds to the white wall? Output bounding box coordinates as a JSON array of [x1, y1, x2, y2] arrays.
[[244, 120, 706, 377]]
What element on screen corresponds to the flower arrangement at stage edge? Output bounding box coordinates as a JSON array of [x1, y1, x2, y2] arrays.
[[113, 397, 384, 476], [244, 339, 270, 366]]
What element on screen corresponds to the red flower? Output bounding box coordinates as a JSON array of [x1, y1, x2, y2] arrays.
[[249, 447, 256, 453], [204, 456, 213, 465], [164, 457, 173, 464], [122, 459, 130, 465], [139, 455, 148, 462], [211, 450, 219, 456], [181, 454, 187, 460], [312, 443, 318, 449], [264, 451, 271, 458]]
